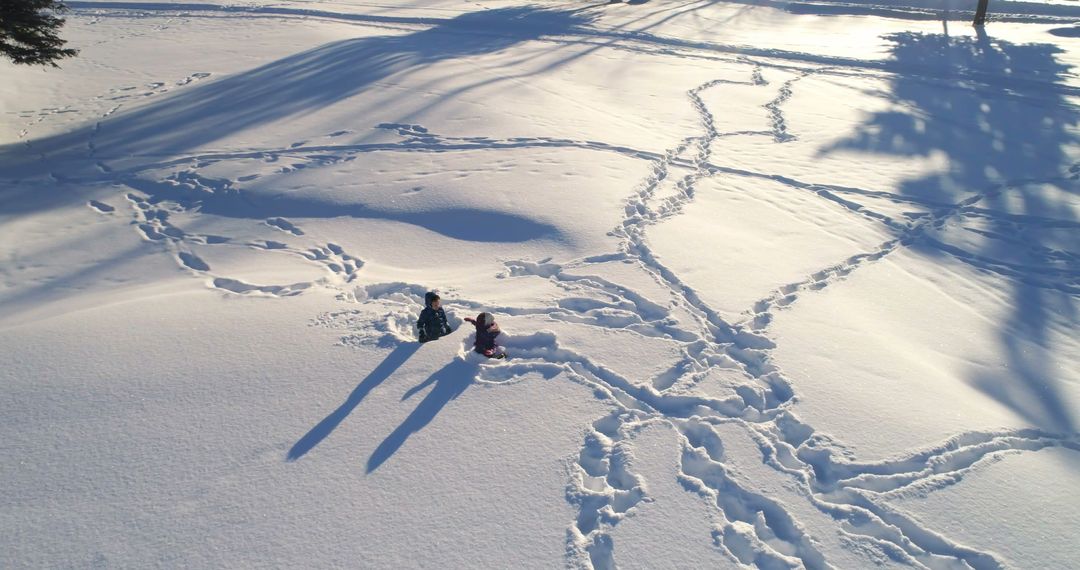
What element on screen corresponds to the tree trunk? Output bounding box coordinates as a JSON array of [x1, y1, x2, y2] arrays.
[[973, 0, 990, 26]]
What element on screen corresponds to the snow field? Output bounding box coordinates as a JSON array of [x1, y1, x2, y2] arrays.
[[2, 1, 1078, 568]]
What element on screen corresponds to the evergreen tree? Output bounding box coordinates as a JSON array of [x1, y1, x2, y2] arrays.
[[0, 0, 78, 67]]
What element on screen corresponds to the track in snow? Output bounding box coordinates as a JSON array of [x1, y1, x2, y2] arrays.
[[49, 6, 1080, 569]]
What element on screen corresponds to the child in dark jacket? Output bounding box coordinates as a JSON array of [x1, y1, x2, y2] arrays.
[[464, 312, 505, 359], [417, 291, 453, 343]]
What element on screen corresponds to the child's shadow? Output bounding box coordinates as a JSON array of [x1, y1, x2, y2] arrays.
[[288, 342, 421, 461], [366, 358, 477, 473]]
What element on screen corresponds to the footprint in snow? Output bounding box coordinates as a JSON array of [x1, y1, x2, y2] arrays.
[[178, 252, 210, 272], [87, 200, 114, 213], [265, 217, 304, 236]]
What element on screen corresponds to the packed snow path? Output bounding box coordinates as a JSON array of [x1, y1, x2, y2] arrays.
[[2, 1, 1078, 569]]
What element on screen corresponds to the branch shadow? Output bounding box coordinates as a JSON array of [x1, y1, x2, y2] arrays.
[[288, 342, 421, 461], [609, 0, 1080, 23], [8, 6, 593, 166], [366, 358, 477, 473], [825, 29, 1079, 434], [2, 6, 600, 324], [124, 175, 562, 243], [2, 5, 594, 244]]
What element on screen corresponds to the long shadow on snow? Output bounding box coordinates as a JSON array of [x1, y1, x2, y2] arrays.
[[825, 29, 1079, 434], [609, 0, 1080, 24], [66, 1, 457, 27], [288, 342, 421, 462], [0, 5, 595, 235], [367, 358, 476, 473], [4, 6, 590, 168], [1, 5, 589, 243], [122, 176, 557, 242]]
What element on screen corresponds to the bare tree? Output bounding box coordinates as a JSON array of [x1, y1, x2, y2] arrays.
[[973, 0, 990, 26]]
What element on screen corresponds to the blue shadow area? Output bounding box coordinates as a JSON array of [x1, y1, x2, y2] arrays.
[[2, 6, 594, 171], [1, 5, 584, 242], [609, 0, 1080, 23], [366, 358, 476, 473], [396, 209, 557, 243], [826, 30, 1079, 434], [122, 175, 560, 242], [288, 342, 421, 461], [1049, 27, 1080, 38]]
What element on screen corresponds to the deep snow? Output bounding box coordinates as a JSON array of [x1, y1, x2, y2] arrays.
[[2, 1, 1078, 568]]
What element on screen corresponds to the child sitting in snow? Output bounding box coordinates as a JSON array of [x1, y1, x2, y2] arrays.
[[464, 312, 506, 359], [417, 291, 453, 343]]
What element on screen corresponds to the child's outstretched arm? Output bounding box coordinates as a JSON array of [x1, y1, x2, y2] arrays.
[[417, 310, 433, 340]]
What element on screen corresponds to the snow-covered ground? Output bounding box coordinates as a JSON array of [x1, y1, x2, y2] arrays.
[[2, 1, 1078, 568]]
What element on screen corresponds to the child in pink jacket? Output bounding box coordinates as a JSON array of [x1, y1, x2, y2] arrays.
[[464, 312, 506, 359]]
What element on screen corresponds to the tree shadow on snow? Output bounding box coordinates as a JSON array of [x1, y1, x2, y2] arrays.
[[288, 342, 421, 462], [609, 0, 1080, 23], [824, 28, 1079, 435], [0, 5, 595, 245], [121, 175, 560, 243], [4, 6, 594, 169], [366, 358, 477, 473]]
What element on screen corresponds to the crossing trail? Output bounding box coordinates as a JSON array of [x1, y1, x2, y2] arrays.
[[3, 2, 1078, 568]]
